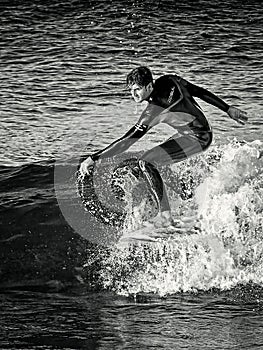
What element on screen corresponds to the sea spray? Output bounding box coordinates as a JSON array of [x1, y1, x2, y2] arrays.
[[195, 141, 263, 254], [95, 141, 263, 296]]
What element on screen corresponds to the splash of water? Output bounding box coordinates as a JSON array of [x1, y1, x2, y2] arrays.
[[97, 140, 263, 296]]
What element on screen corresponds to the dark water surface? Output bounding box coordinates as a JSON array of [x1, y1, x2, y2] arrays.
[[1, 0, 263, 349], [1, 289, 263, 349], [1, 0, 262, 166]]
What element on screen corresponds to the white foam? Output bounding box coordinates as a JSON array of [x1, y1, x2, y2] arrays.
[[98, 140, 263, 296]]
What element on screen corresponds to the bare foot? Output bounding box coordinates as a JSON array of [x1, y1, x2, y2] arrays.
[[143, 211, 173, 229], [143, 211, 201, 235]]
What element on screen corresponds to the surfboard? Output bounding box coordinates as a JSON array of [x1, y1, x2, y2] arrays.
[[117, 213, 200, 247]]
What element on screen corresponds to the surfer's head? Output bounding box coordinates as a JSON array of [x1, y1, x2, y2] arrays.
[[126, 66, 154, 103]]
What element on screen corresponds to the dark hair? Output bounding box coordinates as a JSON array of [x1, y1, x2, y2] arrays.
[[126, 66, 153, 87]]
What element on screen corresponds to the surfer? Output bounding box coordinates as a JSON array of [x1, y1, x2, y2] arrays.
[[79, 66, 248, 225]]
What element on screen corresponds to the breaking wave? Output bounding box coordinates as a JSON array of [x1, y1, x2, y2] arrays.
[[92, 140, 263, 296]]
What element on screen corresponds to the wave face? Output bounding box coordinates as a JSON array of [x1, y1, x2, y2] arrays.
[[1, 141, 262, 296]]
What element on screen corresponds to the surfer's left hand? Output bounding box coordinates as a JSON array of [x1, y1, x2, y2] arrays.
[[227, 106, 248, 125], [79, 156, 95, 178]]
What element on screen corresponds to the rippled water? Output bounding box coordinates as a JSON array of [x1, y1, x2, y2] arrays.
[[1, 0, 263, 349], [1, 290, 263, 350], [1, 0, 262, 166]]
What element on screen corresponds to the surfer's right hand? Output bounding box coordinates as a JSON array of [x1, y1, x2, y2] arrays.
[[227, 106, 248, 125], [79, 156, 95, 178]]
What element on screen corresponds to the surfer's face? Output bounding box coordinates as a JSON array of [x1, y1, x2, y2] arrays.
[[129, 83, 153, 103]]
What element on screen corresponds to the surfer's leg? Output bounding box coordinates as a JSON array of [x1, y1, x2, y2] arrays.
[[141, 131, 212, 166], [137, 158, 171, 227], [141, 130, 212, 204], [149, 163, 170, 212], [139, 160, 170, 211]]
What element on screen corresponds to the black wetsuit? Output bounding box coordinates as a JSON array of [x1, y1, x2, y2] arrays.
[[91, 74, 229, 166]]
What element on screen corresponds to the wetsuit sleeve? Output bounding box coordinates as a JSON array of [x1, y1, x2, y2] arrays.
[[182, 79, 230, 112], [90, 123, 148, 161]]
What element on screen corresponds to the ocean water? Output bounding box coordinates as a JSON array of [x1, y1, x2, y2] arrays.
[[1, 0, 263, 349]]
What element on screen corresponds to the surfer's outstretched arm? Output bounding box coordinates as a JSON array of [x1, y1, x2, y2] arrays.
[[90, 122, 148, 161], [79, 122, 149, 177], [90, 102, 164, 162], [79, 102, 163, 176], [182, 79, 248, 124]]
